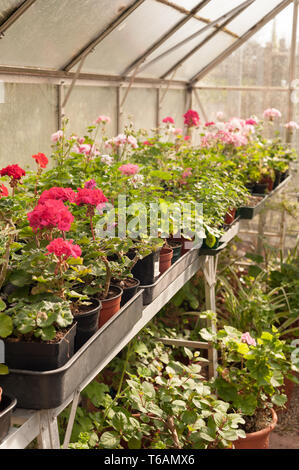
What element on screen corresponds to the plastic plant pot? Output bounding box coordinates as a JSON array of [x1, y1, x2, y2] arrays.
[[73, 298, 101, 352], [0, 392, 17, 444], [159, 246, 173, 275], [98, 285, 123, 328]]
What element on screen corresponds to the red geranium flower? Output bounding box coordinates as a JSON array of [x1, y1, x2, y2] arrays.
[[38, 187, 76, 204], [32, 153, 48, 169], [46, 238, 82, 260], [75, 188, 108, 207], [0, 184, 9, 198], [183, 110, 200, 128], [0, 164, 26, 180], [28, 199, 74, 233]]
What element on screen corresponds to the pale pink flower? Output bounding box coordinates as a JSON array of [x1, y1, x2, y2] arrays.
[[78, 144, 92, 155], [95, 115, 111, 124], [114, 134, 128, 146], [284, 121, 299, 130], [216, 111, 224, 121], [263, 108, 282, 120], [51, 130, 63, 142], [127, 135, 138, 149], [77, 137, 85, 144], [101, 154, 114, 165], [172, 128, 183, 135], [241, 332, 256, 347]]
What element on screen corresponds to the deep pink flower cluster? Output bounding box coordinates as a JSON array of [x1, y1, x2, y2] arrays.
[[75, 188, 108, 207], [46, 238, 82, 260], [84, 179, 97, 190], [38, 187, 76, 204], [162, 116, 175, 124], [28, 199, 74, 233], [118, 164, 140, 176], [0, 164, 26, 180], [183, 109, 200, 128]]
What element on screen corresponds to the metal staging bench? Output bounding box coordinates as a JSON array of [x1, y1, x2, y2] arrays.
[[0, 193, 286, 449]]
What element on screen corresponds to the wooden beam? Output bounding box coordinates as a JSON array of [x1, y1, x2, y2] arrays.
[[0, 0, 36, 36], [62, 0, 145, 72], [161, 0, 254, 79], [190, 0, 293, 85], [123, 0, 212, 76]]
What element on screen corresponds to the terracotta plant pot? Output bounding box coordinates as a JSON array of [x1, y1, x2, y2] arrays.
[[159, 247, 173, 275], [98, 285, 123, 328], [224, 208, 236, 225], [234, 408, 277, 449]]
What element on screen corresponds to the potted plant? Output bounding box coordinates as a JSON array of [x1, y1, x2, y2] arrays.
[[0, 365, 17, 444], [199, 325, 293, 449]]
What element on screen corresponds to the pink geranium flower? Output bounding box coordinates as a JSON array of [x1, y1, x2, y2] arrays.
[[246, 118, 258, 126], [95, 115, 111, 124], [84, 179, 97, 190], [284, 121, 299, 130], [216, 111, 224, 121], [263, 108, 282, 120], [162, 116, 175, 124], [75, 188, 108, 207], [51, 130, 63, 142], [118, 163, 140, 176], [205, 122, 216, 127], [184, 109, 200, 127], [38, 187, 76, 204], [46, 238, 82, 260], [0, 184, 8, 199], [241, 332, 256, 347], [28, 199, 74, 233], [32, 153, 48, 169]]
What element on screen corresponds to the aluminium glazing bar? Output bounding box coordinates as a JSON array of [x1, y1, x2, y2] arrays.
[[139, 1, 249, 75], [161, 0, 255, 79], [0, 0, 36, 36], [62, 0, 145, 72], [190, 0, 294, 85], [123, 0, 212, 76]]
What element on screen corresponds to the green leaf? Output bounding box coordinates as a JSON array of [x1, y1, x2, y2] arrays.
[[112, 412, 128, 432], [271, 394, 287, 407], [99, 431, 120, 449], [181, 410, 197, 425], [0, 299, 6, 312], [128, 437, 142, 449], [0, 313, 13, 338], [0, 364, 9, 375], [36, 325, 56, 341]]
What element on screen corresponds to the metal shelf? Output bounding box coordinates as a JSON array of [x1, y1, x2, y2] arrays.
[[0, 219, 241, 449]]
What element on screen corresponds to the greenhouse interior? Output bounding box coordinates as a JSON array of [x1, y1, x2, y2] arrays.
[[0, 0, 298, 453]]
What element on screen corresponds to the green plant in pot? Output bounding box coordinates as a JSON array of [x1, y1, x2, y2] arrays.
[[199, 325, 296, 449]]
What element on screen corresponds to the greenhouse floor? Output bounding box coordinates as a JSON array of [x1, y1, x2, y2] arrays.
[[270, 384, 299, 449]]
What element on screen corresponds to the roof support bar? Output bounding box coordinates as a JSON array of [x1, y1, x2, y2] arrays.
[[62, 0, 145, 72], [0, 0, 36, 36], [161, 0, 255, 79], [139, 1, 250, 75], [122, 0, 212, 76], [190, 0, 293, 85], [287, 0, 298, 142]]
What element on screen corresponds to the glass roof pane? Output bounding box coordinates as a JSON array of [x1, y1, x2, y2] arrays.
[[0, 0, 136, 70], [80, 0, 184, 76], [174, 31, 235, 79], [199, 0, 245, 20], [0, 1, 24, 23], [171, 0, 202, 10], [141, 18, 216, 77], [228, 0, 284, 36]]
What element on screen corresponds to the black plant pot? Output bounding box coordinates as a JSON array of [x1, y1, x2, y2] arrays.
[[73, 298, 101, 352], [4, 323, 77, 371], [245, 182, 255, 194], [280, 169, 289, 182], [130, 249, 161, 285], [0, 394, 17, 443], [253, 182, 268, 194], [167, 240, 183, 264], [273, 170, 282, 189], [118, 278, 140, 307]]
